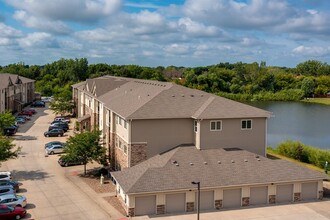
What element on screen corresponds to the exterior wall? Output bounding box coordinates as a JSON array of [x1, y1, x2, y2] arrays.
[[200, 118, 267, 156], [122, 180, 323, 217], [114, 135, 129, 169], [114, 114, 129, 143], [131, 118, 194, 158]]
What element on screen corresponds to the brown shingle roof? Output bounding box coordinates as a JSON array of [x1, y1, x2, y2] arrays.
[[0, 73, 34, 89], [73, 76, 271, 119], [111, 146, 327, 194]]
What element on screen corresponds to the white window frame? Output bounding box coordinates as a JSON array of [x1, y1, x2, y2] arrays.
[[119, 141, 122, 150], [194, 120, 198, 133], [124, 145, 127, 154], [241, 119, 252, 130], [124, 120, 127, 129], [210, 120, 222, 131]]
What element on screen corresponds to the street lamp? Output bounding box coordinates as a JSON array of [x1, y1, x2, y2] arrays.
[[191, 181, 200, 220]]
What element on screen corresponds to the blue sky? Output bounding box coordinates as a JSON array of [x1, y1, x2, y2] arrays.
[[0, 0, 330, 67]]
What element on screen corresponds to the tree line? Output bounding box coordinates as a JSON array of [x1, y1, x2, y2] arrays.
[[1, 58, 330, 102]]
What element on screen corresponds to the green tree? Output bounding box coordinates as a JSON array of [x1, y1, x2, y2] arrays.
[[49, 95, 74, 116], [0, 111, 16, 132], [301, 77, 315, 97], [64, 130, 106, 175], [0, 135, 20, 167]]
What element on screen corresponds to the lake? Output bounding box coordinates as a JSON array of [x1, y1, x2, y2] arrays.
[[248, 101, 330, 150]]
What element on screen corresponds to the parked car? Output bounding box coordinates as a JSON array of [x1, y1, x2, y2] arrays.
[[58, 155, 83, 167], [44, 129, 64, 137], [45, 141, 65, 149], [16, 115, 30, 121], [3, 126, 17, 136], [54, 116, 71, 123], [0, 194, 27, 208], [15, 118, 25, 124], [0, 172, 11, 181], [0, 180, 20, 193], [0, 204, 26, 220], [31, 101, 45, 107], [45, 145, 65, 155], [18, 111, 33, 117], [49, 122, 69, 132], [25, 108, 36, 114], [0, 186, 15, 196]]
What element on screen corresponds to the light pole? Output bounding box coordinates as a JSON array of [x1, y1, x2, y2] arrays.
[[191, 181, 200, 220]]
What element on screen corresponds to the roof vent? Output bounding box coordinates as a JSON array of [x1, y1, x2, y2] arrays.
[[176, 163, 179, 166], [125, 90, 127, 94], [218, 161, 221, 164], [256, 155, 260, 158], [181, 94, 185, 97], [244, 159, 248, 162], [190, 163, 194, 166], [204, 162, 208, 165], [201, 95, 203, 97], [231, 160, 235, 163], [191, 95, 194, 97], [172, 95, 175, 97], [138, 95, 141, 100], [147, 94, 150, 96], [172, 160, 177, 164], [257, 158, 261, 161]]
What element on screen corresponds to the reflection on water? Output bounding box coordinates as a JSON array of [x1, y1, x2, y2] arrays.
[[248, 101, 330, 149]]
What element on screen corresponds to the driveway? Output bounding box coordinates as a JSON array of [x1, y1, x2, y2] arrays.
[[1, 106, 122, 220]]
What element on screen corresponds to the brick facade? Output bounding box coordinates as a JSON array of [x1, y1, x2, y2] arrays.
[[115, 136, 129, 169], [157, 205, 165, 215], [128, 208, 135, 217], [242, 197, 250, 206], [215, 199, 223, 209], [129, 143, 147, 167], [186, 202, 194, 212], [319, 190, 323, 200], [294, 192, 301, 202], [268, 195, 276, 204]]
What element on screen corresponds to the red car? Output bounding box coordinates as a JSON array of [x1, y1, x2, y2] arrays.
[[18, 111, 33, 117], [0, 204, 26, 219]]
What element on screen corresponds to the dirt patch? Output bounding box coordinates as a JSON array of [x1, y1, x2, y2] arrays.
[[80, 175, 116, 193], [103, 196, 127, 216]]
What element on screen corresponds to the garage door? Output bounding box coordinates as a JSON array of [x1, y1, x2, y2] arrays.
[[223, 188, 241, 208], [277, 184, 293, 203], [195, 191, 214, 210], [302, 182, 318, 200], [135, 195, 156, 216], [250, 186, 268, 205], [166, 193, 186, 213]]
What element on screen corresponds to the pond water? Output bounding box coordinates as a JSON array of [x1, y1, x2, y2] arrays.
[[248, 101, 330, 150]]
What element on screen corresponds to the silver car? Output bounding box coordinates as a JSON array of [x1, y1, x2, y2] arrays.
[[0, 194, 27, 208], [45, 145, 65, 155], [0, 186, 15, 196]]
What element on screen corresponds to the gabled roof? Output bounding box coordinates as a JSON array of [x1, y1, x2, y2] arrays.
[[111, 146, 327, 194], [72, 76, 271, 119], [0, 73, 35, 90]]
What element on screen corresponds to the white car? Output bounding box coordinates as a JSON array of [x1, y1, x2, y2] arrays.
[[0, 172, 11, 180], [0, 186, 15, 196], [0, 194, 27, 208]]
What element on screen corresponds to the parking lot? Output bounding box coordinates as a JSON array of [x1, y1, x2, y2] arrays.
[[1, 105, 330, 220], [1, 106, 123, 220]]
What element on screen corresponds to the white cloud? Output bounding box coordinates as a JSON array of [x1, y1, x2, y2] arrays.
[[6, 0, 122, 23], [178, 17, 220, 37], [164, 44, 190, 55], [292, 45, 330, 57], [13, 10, 71, 34], [0, 23, 22, 37], [17, 32, 58, 48]]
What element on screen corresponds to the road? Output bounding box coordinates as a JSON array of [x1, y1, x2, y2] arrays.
[[1, 106, 118, 220]]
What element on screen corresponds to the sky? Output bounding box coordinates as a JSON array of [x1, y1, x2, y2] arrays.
[[0, 0, 330, 68]]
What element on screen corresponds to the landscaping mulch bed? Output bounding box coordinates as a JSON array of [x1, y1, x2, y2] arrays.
[[103, 196, 127, 216], [80, 175, 116, 193]]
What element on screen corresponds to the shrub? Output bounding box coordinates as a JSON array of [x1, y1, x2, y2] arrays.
[[275, 140, 330, 169]]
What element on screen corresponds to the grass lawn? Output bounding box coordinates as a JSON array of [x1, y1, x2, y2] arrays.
[[302, 98, 330, 105], [267, 149, 329, 177]]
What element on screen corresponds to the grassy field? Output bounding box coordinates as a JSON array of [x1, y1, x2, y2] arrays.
[[302, 98, 330, 105], [267, 148, 329, 176]]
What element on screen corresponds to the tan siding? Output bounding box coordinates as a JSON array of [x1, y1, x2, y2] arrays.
[[131, 119, 194, 157], [200, 118, 267, 156]]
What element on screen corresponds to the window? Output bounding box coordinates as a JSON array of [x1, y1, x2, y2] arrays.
[[124, 121, 127, 129], [210, 121, 222, 131], [194, 120, 198, 132], [124, 145, 127, 154], [116, 116, 119, 124], [119, 141, 122, 150], [116, 137, 119, 147], [119, 117, 122, 125], [241, 119, 252, 130]]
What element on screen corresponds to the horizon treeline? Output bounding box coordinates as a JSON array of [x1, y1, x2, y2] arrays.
[[1, 58, 330, 102]]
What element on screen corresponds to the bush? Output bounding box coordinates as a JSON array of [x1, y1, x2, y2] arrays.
[[275, 140, 330, 169]]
